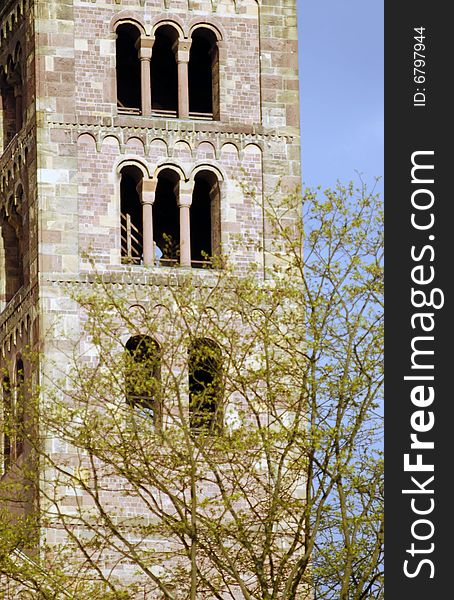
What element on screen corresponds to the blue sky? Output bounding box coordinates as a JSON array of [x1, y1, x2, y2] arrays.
[[297, 1, 384, 195]]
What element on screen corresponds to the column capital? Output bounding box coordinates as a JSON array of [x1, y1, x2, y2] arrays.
[[173, 39, 192, 64], [137, 178, 157, 204], [178, 196, 192, 208], [136, 36, 154, 60], [177, 180, 194, 207]]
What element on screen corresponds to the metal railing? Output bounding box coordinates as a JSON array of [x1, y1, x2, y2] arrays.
[[151, 108, 178, 118], [120, 215, 215, 269], [188, 111, 214, 121], [121, 212, 143, 264], [115, 105, 213, 121], [117, 101, 141, 116], [191, 259, 212, 269]]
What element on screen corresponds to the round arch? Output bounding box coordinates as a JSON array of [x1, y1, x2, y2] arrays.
[[116, 158, 151, 180], [190, 163, 225, 183], [110, 13, 146, 35], [151, 18, 184, 40], [188, 21, 224, 42], [153, 162, 186, 182]]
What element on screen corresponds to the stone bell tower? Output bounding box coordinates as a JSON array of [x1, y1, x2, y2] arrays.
[[1, 0, 301, 593]]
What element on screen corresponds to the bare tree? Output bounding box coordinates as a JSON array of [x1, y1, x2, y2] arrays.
[[0, 183, 383, 599]]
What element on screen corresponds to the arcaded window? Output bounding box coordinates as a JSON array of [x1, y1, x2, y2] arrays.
[[153, 169, 180, 265], [15, 358, 24, 458], [189, 338, 222, 432], [0, 86, 16, 151], [120, 166, 143, 264], [1, 375, 12, 473], [0, 48, 24, 151], [116, 23, 142, 114], [0, 207, 24, 305], [125, 336, 161, 424], [151, 26, 178, 117], [188, 28, 219, 120]]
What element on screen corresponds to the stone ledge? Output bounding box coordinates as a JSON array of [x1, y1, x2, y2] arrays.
[[45, 117, 298, 143], [40, 266, 226, 289]]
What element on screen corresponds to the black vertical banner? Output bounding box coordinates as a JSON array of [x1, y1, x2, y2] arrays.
[[386, 4, 451, 597]]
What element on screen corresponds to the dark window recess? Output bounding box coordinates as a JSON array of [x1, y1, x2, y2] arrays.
[[120, 166, 143, 264], [0, 207, 24, 303], [191, 177, 212, 266], [2, 376, 12, 472], [151, 26, 178, 116], [191, 171, 221, 267], [189, 338, 222, 432], [189, 29, 219, 119], [0, 86, 17, 146], [153, 170, 180, 265], [116, 24, 141, 113], [1, 49, 24, 148], [15, 358, 24, 458], [125, 336, 161, 424]]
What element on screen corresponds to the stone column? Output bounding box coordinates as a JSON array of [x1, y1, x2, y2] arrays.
[[137, 37, 153, 117], [174, 40, 192, 119], [137, 179, 157, 266], [177, 180, 194, 267]]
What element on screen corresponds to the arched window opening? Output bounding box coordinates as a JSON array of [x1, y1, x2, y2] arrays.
[[15, 358, 24, 458], [0, 54, 23, 151], [120, 166, 143, 264], [2, 376, 12, 473], [189, 338, 222, 432], [116, 23, 142, 115], [16, 186, 29, 288], [0, 84, 16, 151], [151, 26, 178, 117], [191, 171, 221, 268], [0, 207, 24, 305], [125, 336, 161, 424], [13, 46, 23, 132], [188, 29, 219, 120], [153, 169, 180, 265]]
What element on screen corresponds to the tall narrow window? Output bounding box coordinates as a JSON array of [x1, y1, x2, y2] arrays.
[[191, 171, 221, 268], [125, 336, 161, 424], [0, 85, 15, 150], [15, 358, 24, 458], [2, 376, 12, 473], [0, 49, 24, 150], [116, 24, 141, 115], [120, 166, 143, 264], [153, 169, 180, 265], [12, 46, 23, 132], [188, 29, 219, 120], [151, 26, 178, 117], [0, 207, 23, 304], [189, 338, 222, 432], [1, 84, 18, 148]]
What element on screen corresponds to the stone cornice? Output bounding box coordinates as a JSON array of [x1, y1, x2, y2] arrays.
[[0, 282, 37, 349], [0, 126, 34, 203], [0, 0, 28, 53], [39, 268, 224, 289], [45, 119, 296, 154], [49, 116, 296, 136]]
